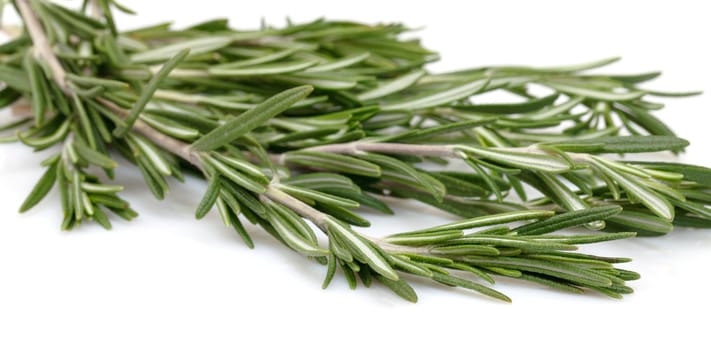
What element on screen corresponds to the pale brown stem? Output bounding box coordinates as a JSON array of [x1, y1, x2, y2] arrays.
[[262, 186, 330, 229], [16, 0, 70, 93], [96, 97, 200, 166], [88, 0, 102, 19]]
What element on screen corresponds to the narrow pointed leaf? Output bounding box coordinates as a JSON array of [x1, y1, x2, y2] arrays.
[[459, 94, 559, 114], [326, 218, 398, 281], [357, 70, 425, 101], [401, 210, 554, 234], [209, 60, 318, 76], [23, 53, 46, 126], [544, 82, 645, 101], [0, 64, 31, 91], [73, 142, 118, 169], [463, 256, 613, 288], [322, 253, 338, 289], [278, 184, 360, 208], [535, 232, 636, 245], [551, 136, 689, 153], [384, 230, 464, 246], [608, 210, 674, 234], [192, 86, 313, 151], [306, 52, 370, 72], [265, 204, 328, 256], [19, 160, 59, 213], [431, 272, 510, 302], [115, 48, 190, 137], [203, 156, 266, 194], [131, 35, 234, 63], [381, 79, 488, 111], [515, 205, 623, 236], [374, 274, 418, 303], [284, 151, 381, 177], [457, 145, 571, 173], [195, 175, 221, 219], [590, 157, 674, 220]]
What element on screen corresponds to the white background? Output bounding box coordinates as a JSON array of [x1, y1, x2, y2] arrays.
[[1, 1, 710, 349]]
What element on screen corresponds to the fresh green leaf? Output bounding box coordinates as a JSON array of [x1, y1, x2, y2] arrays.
[[457, 145, 571, 173], [19, 159, 59, 213], [192, 85, 313, 151], [284, 151, 381, 177], [381, 79, 488, 111], [551, 136, 689, 153], [115, 48, 190, 137], [195, 175, 221, 219], [515, 206, 623, 236]]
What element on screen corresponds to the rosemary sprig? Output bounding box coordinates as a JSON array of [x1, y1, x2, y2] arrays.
[[0, 0, 706, 302]]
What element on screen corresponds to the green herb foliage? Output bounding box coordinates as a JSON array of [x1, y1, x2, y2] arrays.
[[0, 0, 706, 302]]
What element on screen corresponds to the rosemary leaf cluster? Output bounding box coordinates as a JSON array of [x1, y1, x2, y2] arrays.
[[0, 0, 707, 302]]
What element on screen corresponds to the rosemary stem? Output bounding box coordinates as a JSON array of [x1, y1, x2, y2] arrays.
[[262, 186, 331, 229], [96, 97, 200, 165], [88, 0, 101, 19], [16, 0, 70, 93]]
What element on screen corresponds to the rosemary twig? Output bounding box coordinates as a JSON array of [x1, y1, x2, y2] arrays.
[[15, 0, 67, 92], [1, 0, 706, 302]]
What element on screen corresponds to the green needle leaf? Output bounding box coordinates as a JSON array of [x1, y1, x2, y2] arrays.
[[463, 256, 613, 288], [617, 103, 677, 137], [0, 65, 31, 91], [431, 272, 511, 302], [357, 69, 425, 101], [67, 73, 130, 89], [203, 156, 266, 194], [265, 203, 329, 256], [535, 232, 636, 245], [459, 94, 559, 114], [326, 218, 399, 281], [520, 96, 584, 121], [590, 157, 675, 221], [374, 274, 418, 303], [358, 152, 444, 201], [114, 48, 190, 137], [73, 141, 118, 169], [515, 206, 623, 236], [208, 60, 318, 76], [388, 118, 498, 143], [551, 136, 689, 153], [306, 52, 370, 72], [607, 210, 674, 234], [283, 151, 381, 177], [435, 236, 578, 251], [131, 35, 233, 63], [191, 85, 313, 151], [457, 145, 571, 173], [505, 56, 621, 73], [381, 79, 488, 111], [322, 253, 338, 289], [278, 184, 360, 208], [195, 175, 221, 219], [19, 159, 59, 213], [384, 230, 464, 246], [23, 52, 46, 126], [400, 210, 554, 234], [543, 82, 646, 101]]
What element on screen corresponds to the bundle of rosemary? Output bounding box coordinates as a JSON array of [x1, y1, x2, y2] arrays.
[[0, 0, 707, 302]]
